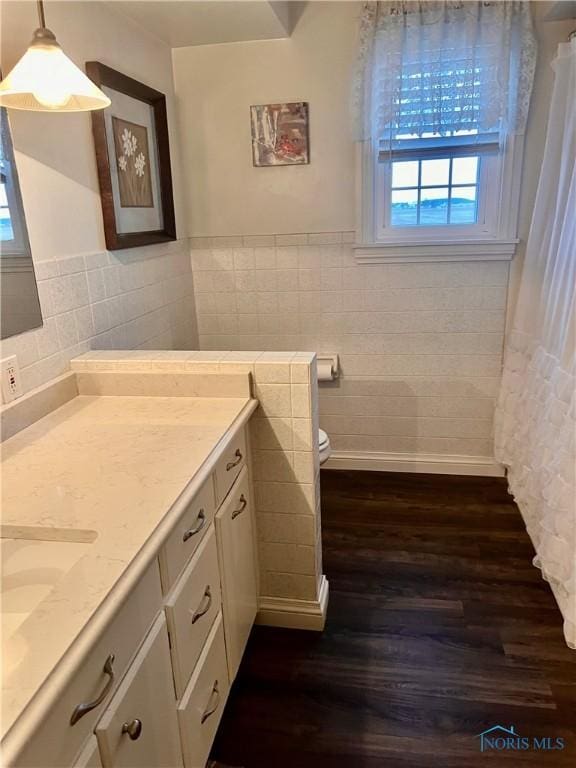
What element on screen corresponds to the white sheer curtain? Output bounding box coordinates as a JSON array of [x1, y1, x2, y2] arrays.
[[352, 1, 537, 142], [495, 40, 576, 649]]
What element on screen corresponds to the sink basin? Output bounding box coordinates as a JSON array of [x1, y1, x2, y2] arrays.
[[1, 525, 98, 639]]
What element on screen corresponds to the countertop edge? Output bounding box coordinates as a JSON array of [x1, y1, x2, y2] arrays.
[[2, 398, 258, 764]]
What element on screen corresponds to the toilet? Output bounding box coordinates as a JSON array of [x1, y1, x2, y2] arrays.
[[319, 428, 331, 465]]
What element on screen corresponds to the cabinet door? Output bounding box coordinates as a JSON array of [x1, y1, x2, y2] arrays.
[[73, 737, 102, 768], [95, 614, 182, 768], [215, 466, 257, 681]]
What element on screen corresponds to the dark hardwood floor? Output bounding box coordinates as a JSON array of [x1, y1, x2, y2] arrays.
[[211, 471, 576, 767]]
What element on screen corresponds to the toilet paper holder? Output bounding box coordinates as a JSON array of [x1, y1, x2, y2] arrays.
[[317, 354, 339, 382]]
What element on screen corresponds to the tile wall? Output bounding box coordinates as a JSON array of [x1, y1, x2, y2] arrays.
[[190, 232, 509, 460], [1, 241, 198, 395], [71, 350, 322, 606]]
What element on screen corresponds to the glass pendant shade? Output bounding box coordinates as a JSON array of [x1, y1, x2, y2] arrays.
[[0, 28, 110, 112]]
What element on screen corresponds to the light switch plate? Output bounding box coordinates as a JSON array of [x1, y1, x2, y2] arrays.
[[1, 355, 23, 403]]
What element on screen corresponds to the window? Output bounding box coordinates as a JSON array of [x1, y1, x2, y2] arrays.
[[375, 127, 502, 243], [0, 111, 27, 256], [391, 155, 479, 227], [354, 2, 537, 261]]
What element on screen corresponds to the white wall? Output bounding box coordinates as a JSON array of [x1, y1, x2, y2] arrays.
[[174, 1, 572, 468], [0, 0, 197, 394], [173, 1, 358, 235]]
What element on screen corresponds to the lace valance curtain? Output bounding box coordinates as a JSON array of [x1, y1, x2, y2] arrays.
[[353, 1, 537, 142]]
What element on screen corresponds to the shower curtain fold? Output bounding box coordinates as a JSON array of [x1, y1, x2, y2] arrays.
[[495, 40, 576, 649]]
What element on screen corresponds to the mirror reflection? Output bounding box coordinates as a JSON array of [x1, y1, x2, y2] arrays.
[[0, 107, 42, 340]]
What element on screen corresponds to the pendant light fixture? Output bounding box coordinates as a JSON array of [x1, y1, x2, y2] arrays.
[[0, 0, 110, 112]]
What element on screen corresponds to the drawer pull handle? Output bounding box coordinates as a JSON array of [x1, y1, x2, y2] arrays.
[[183, 509, 206, 542], [122, 718, 143, 741], [201, 681, 220, 724], [70, 654, 115, 726], [226, 449, 243, 471], [191, 586, 212, 624], [231, 494, 247, 520]]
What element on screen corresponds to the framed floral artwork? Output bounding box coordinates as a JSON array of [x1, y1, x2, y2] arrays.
[[86, 62, 176, 250]]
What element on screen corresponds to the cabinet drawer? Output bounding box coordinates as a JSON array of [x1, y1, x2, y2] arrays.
[[165, 527, 222, 698], [73, 737, 102, 768], [12, 561, 162, 768], [216, 466, 257, 682], [214, 428, 247, 505], [177, 613, 229, 768], [159, 476, 216, 593], [95, 614, 182, 768]]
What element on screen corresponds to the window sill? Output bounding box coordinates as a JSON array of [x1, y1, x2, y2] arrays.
[[354, 238, 518, 264]]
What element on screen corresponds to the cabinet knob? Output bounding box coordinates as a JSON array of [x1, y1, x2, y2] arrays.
[[122, 718, 143, 741]]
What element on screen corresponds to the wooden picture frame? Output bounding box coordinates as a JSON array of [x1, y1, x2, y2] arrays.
[[86, 62, 176, 250]]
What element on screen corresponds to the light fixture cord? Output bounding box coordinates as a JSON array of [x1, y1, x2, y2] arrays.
[[37, 0, 46, 28]]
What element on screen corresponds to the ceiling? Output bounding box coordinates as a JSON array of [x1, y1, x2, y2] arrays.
[[112, 1, 306, 48]]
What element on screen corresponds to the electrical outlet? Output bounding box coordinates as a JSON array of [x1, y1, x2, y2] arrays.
[[1, 355, 23, 403]]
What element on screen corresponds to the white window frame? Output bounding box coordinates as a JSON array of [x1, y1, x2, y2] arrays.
[[355, 132, 525, 264], [0, 112, 29, 261], [1, 164, 28, 258]]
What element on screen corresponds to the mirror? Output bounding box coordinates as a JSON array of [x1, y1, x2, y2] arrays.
[[1, 107, 43, 340]]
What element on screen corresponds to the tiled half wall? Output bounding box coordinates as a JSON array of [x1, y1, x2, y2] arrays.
[[70, 350, 324, 620], [190, 232, 509, 472]]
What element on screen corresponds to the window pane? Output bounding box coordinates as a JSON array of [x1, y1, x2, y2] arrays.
[[420, 188, 449, 225], [0, 181, 13, 240], [392, 161, 418, 189], [452, 157, 478, 185], [450, 186, 477, 224], [421, 158, 449, 187], [391, 189, 418, 226]]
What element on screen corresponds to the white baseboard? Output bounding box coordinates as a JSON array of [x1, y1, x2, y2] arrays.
[[323, 450, 505, 477], [256, 575, 329, 631]]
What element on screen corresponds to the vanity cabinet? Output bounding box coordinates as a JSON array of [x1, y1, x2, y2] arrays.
[[11, 424, 257, 768], [95, 615, 182, 768], [216, 466, 258, 680]]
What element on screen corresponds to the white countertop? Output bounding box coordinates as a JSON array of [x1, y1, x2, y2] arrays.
[[1, 393, 255, 744]]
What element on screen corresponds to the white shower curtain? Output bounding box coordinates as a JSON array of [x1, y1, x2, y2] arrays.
[[495, 40, 576, 649]]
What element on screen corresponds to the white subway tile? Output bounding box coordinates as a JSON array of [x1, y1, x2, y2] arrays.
[[257, 512, 315, 544], [263, 572, 316, 600], [259, 543, 316, 575], [276, 233, 308, 246], [292, 418, 314, 451], [254, 361, 291, 383], [55, 311, 79, 350], [34, 317, 59, 359], [233, 248, 255, 270], [253, 246, 277, 270], [255, 384, 292, 417], [307, 232, 342, 245], [254, 450, 294, 482], [251, 417, 294, 450], [243, 235, 275, 248], [256, 481, 315, 514]]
